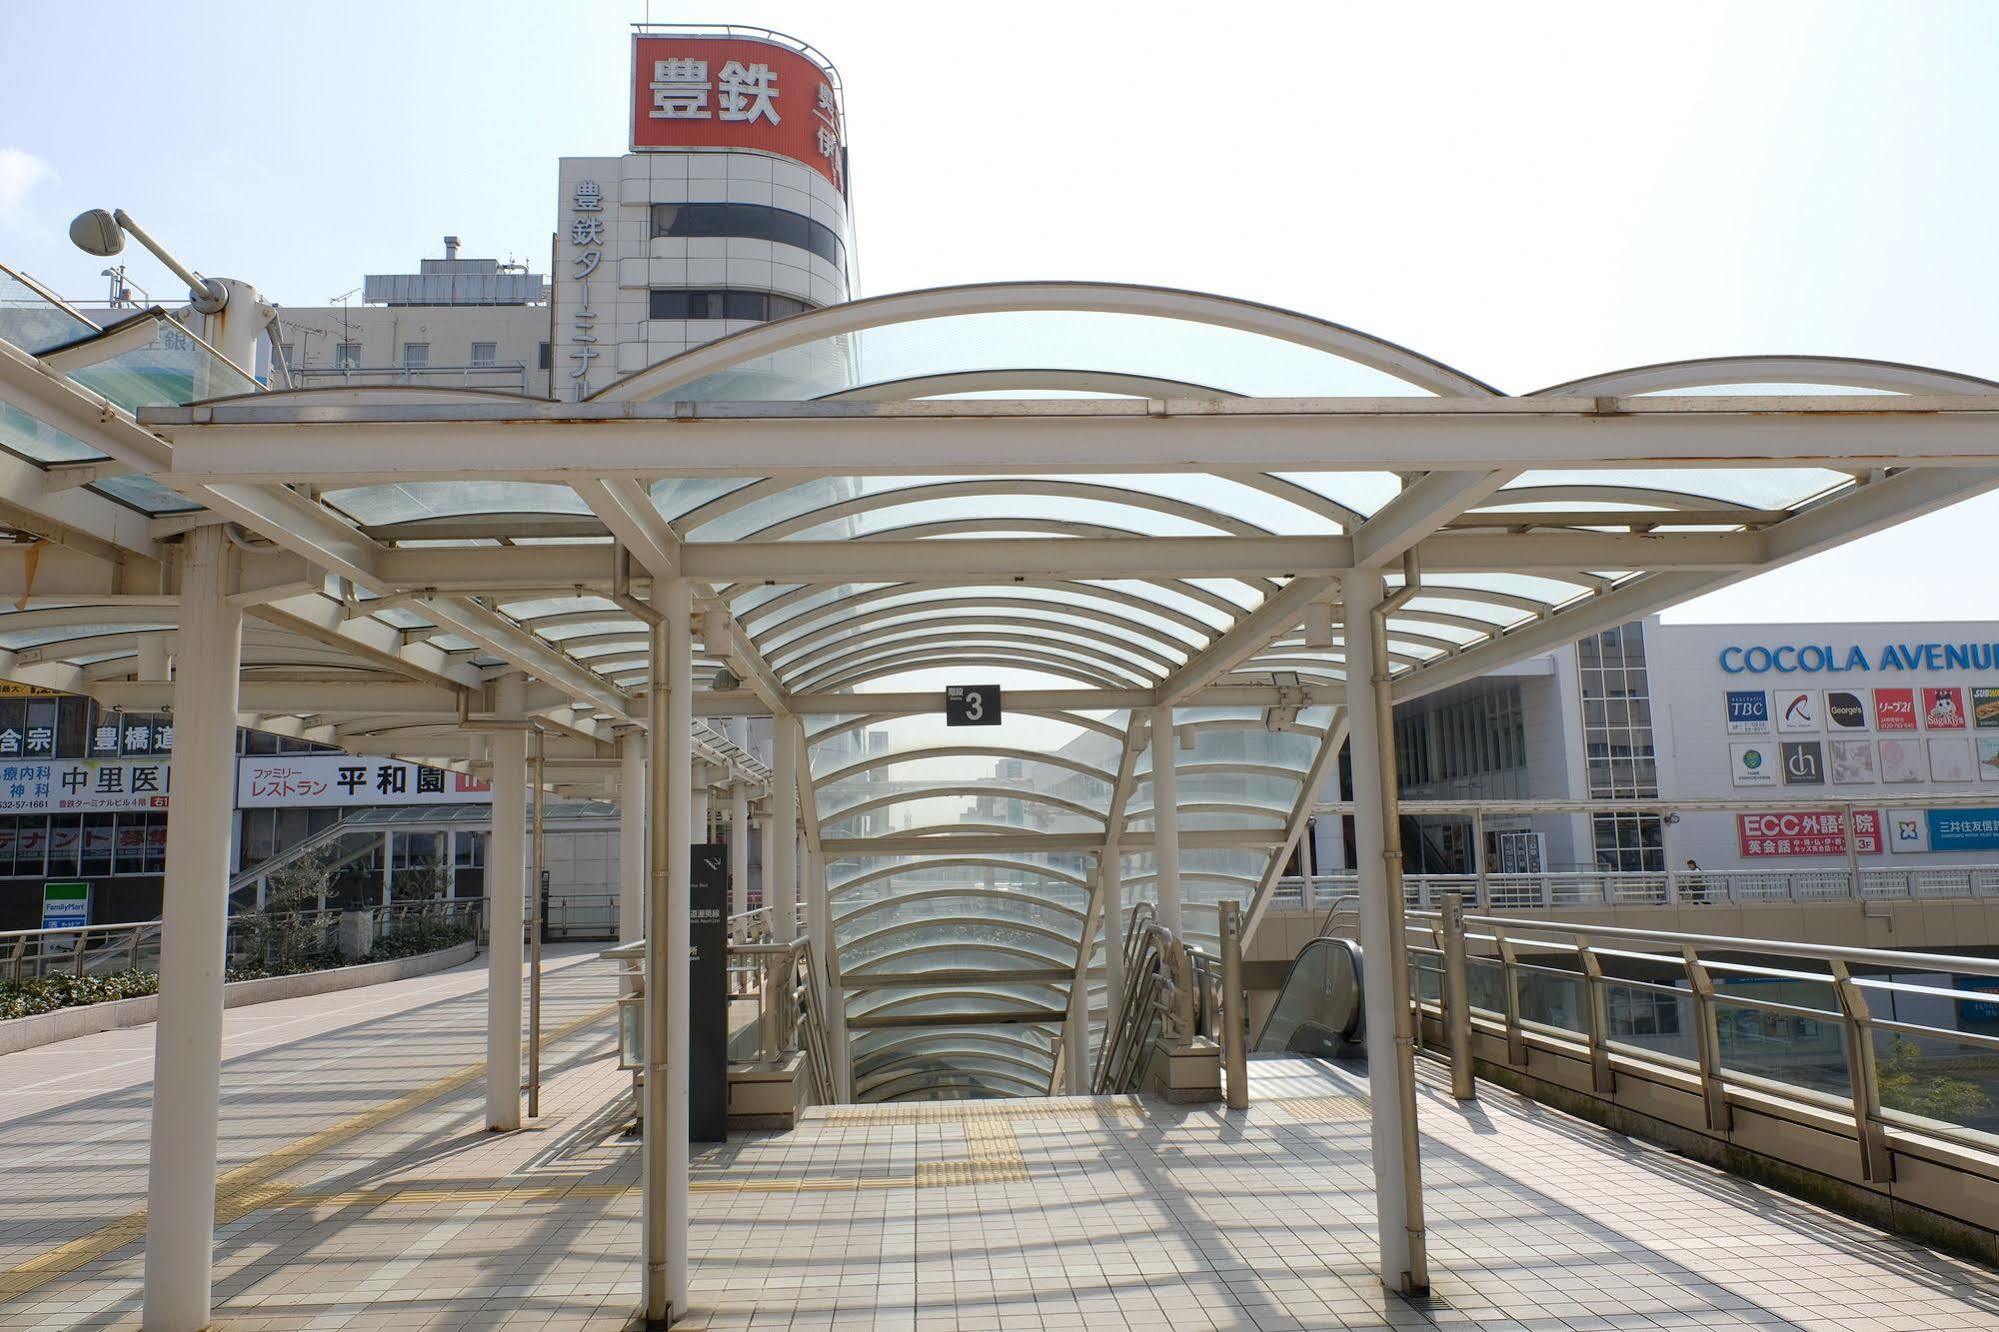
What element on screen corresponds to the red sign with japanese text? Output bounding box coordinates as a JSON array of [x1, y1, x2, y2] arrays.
[[1924, 686, 1968, 729], [1737, 809, 1882, 858], [631, 36, 845, 193], [1875, 688, 1917, 731]]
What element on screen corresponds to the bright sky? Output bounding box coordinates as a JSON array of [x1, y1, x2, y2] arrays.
[[3, 0, 1996, 625]]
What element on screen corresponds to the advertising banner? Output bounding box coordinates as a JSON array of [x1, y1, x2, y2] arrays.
[[1776, 690, 1820, 732], [0, 760, 170, 813], [1878, 737, 1926, 783], [1925, 687, 1968, 730], [1730, 741, 1776, 787], [1825, 690, 1869, 731], [1888, 809, 1930, 853], [1780, 741, 1825, 785], [1737, 810, 1881, 858], [1930, 738, 1976, 783], [1977, 687, 1999, 729], [631, 36, 845, 192], [1980, 737, 1999, 782], [1829, 739, 1877, 784], [237, 755, 492, 808], [1875, 688, 1917, 731], [1927, 808, 1999, 853], [1725, 690, 1770, 734]]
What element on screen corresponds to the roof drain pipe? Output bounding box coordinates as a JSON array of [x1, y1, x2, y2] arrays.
[[1371, 548, 1429, 1296]]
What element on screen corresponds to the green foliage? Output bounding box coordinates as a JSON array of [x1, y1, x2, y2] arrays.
[[1877, 1034, 1994, 1124], [367, 916, 473, 962], [0, 969, 159, 1020]]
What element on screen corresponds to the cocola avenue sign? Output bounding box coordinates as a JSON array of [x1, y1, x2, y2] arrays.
[[1719, 640, 1999, 675]]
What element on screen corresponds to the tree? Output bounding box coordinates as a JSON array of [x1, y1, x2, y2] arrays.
[[242, 845, 340, 973]]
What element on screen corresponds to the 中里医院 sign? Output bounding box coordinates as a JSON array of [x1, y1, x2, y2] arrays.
[[0, 760, 170, 813], [1737, 809, 1881, 858], [237, 755, 492, 809], [631, 35, 844, 193]]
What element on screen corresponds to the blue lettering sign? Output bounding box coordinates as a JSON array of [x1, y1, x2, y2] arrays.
[[1927, 808, 1999, 854]]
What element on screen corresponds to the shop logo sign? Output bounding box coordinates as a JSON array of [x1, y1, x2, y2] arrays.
[[1826, 691, 1868, 731], [1731, 741, 1776, 787], [1781, 741, 1825, 784], [1725, 690, 1770, 734], [1976, 687, 1999, 730], [1875, 688, 1917, 732], [1889, 810, 1930, 854], [1777, 690, 1820, 733], [1925, 687, 1967, 730]]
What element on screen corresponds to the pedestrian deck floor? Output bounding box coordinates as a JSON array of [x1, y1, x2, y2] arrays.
[[4, 953, 1998, 1329]]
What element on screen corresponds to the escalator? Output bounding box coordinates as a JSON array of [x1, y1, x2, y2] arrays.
[[1254, 936, 1366, 1060]]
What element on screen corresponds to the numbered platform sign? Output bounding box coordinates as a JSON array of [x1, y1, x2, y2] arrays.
[[944, 684, 1002, 727]]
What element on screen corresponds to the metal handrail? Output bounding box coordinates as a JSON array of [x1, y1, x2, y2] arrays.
[[2, 898, 484, 985], [1408, 895, 1999, 1182], [1276, 864, 1999, 913], [1092, 901, 1248, 1099]]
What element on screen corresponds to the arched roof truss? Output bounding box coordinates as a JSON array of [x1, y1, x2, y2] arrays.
[[7, 274, 1999, 1094]]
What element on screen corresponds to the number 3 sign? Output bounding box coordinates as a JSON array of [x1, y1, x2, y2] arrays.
[[945, 684, 1003, 727]]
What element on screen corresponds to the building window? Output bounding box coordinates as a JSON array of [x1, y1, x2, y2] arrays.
[[402, 342, 429, 368], [651, 202, 845, 269], [1577, 621, 1663, 871], [335, 342, 361, 368], [470, 341, 497, 368], [649, 289, 812, 322], [537, 342, 551, 370]]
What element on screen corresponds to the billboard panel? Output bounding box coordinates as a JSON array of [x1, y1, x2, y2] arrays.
[[237, 755, 492, 808], [631, 36, 845, 192], [1738, 809, 1881, 858]]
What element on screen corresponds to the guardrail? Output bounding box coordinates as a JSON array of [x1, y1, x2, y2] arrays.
[[1094, 901, 1249, 1105], [1275, 865, 1999, 913], [2, 899, 485, 984], [605, 934, 833, 1103], [1405, 897, 1999, 1191]]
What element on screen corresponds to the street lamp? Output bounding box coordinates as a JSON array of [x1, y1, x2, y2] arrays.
[[68, 208, 229, 314]]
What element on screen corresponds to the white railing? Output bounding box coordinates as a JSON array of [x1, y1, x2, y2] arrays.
[[1271, 864, 1999, 913]]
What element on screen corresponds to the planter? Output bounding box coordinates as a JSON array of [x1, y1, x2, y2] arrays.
[[0, 938, 478, 1056]]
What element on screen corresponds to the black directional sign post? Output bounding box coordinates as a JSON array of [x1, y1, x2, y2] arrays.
[[690, 842, 729, 1141], [945, 684, 1003, 727]]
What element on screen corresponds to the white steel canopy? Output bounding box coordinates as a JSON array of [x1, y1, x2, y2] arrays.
[[7, 275, 1999, 1098]]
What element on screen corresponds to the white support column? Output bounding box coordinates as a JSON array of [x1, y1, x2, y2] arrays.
[[485, 674, 527, 1133], [691, 778, 711, 844], [1100, 853, 1124, 1022], [1149, 705, 1183, 935], [771, 720, 799, 943], [1341, 570, 1425, 1294], [758, 814, 774, 918], [141, 524, 242, 1332], [381, 828, 394, 905], [730, 782, 750, 920], [643, 579, 692, 1323], [619, 731, 645, 942]]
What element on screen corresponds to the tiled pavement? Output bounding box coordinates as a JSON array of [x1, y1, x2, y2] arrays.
[[3, 953, 1998, 1330]]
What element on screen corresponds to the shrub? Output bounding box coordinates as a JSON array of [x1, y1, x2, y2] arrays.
[[0, 969, 159, 1020], [368, 917, 473, 962]]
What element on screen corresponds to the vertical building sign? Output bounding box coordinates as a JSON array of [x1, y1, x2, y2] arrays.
[[690, 842, 729, 1141], [565, 178, 604, 400]]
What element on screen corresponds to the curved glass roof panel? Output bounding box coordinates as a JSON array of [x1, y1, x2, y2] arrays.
[[0, 267, 97, 354], [325, 481, 592, 528], [645, 311, 1445, 403]]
